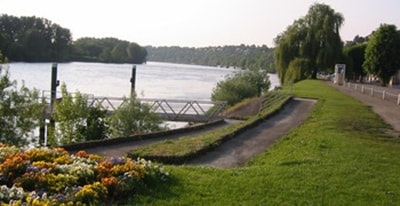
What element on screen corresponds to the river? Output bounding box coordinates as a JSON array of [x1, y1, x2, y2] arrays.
[[8, 61, 279, 100]]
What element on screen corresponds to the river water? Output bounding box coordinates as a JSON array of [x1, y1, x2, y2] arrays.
[[8, 61, 279, 100]]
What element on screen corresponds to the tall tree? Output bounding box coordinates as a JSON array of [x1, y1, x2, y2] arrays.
[[344, 44, 367, 82], [274, 3, 344, 84], [363, 24, 400, 86]]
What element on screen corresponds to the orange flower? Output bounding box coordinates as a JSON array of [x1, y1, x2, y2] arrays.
[[75, 150, 90, 158]]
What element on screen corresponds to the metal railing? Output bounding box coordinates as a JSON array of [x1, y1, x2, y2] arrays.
[[260, 92, 291, 112], [345, 82, 400, 105], [41, 90, 227, 122]]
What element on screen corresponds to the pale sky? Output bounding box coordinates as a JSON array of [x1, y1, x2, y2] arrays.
[[1, 0, 400, 47]]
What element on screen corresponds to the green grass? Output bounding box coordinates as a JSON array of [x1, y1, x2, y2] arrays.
[[128, 80, 400, 205]]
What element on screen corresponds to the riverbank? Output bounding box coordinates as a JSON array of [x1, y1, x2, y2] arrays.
[[131, 80, 400, 205]]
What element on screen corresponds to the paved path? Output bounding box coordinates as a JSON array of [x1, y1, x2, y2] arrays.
[[187, 98, 316, 168], [328, 81, 400, 133]]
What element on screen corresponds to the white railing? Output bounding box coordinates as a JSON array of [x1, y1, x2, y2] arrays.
[[345, 82, 400, 105], [41, 91, 227, 122]]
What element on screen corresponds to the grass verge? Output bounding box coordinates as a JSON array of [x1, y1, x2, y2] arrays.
[[129, 80, 400, 205]]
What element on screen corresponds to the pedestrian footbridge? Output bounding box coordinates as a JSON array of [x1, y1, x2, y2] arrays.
[[87, 97, 227, 123]]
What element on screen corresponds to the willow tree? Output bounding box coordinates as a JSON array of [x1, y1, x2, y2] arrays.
[[363, 24, 400, 86], [275, 3, 344, 84]]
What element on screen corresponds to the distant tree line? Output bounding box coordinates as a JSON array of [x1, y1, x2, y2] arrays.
[[73, 37, 147, 63], [146, 45, 276, 73], [0, 14, 147, 64]]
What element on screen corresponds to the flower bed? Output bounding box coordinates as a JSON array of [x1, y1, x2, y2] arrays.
[[0, 143, 169, 205]]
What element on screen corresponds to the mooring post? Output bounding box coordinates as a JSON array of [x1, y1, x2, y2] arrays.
[[39, 118, 46, 146], [130, 65, 136, 96], [48, 63, 59, 142]]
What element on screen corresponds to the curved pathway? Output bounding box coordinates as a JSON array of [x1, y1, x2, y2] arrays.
[[187, 98, 316, 168]]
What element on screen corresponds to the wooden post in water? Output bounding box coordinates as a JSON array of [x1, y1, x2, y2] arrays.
[[130, 65, 136, 96], [39, 118, 46, 146], [48, 63, 59, 143]]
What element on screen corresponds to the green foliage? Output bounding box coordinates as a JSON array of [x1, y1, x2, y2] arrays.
[[73, 37, 147, 64], [344, 35, 369, 48], [77, 106, 110, 141], [109, 94, 164, 137], [274, 3, 344, 84], [50, 84, 110, 145], [146, 45, 275, 72], [211, 70, 270, 106], [50, 84, 166, 144], [363, 24, 400, 86], [0, 14, 147, 64], [0, 51, 44, 147], [0, 14, 72, 62], [284, 57, 311, 83], [51, 83, 90, 145], [343, 43, 367, 81]]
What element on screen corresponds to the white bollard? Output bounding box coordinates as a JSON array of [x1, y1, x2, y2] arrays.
[[361, 86, 364, 93], [382, 91, 385, 100], [398, 94, 400, 105], [371, 88, 374, 96]]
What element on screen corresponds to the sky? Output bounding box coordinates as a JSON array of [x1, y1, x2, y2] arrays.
[[1, 0, 400, 48]]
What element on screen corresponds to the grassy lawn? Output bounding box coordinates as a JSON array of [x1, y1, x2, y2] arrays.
[[130, 80, 400, 205]]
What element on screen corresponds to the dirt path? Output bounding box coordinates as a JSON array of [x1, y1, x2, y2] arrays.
[[187, 98, 316, 168], [328, 82, 400, 134]]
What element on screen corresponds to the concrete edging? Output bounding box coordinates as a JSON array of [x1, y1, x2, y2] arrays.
[[61, 119, 226, 151]]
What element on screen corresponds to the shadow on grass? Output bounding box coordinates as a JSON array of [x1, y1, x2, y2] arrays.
[[122, 174, 182, 205]]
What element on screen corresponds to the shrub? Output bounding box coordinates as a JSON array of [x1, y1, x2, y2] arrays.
[[109, 94, 165, 137], [0, 53, 44, 147], [211, 69, 270, 106]]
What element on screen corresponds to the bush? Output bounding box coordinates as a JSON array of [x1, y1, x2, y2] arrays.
[[0, 51, 44, 147], [211, 69, 270, 106], [109, 94, 165, 137]]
